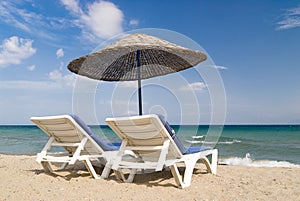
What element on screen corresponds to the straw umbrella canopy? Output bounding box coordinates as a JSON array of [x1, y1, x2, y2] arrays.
[[67, 33, 207, 115]]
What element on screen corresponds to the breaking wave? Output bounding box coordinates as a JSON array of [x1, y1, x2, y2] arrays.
[[186, 139, 241, 145], [218, 153, 300, 168], [191, 135, 204, 139]]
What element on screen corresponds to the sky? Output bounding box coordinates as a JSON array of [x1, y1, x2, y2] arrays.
[[0, 0, 300, 125]]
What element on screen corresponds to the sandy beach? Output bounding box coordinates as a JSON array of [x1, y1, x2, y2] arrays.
[[1, 154, 299, 201]]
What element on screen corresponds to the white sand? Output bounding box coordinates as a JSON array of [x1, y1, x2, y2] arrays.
[[1, 154, 299, 201]]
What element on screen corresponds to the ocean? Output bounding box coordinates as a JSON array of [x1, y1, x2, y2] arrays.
[[0, 125, 299, 168]]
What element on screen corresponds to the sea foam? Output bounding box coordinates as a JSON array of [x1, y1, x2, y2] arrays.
[[219, 153, 300, 168], [186, 139, 241, 145]]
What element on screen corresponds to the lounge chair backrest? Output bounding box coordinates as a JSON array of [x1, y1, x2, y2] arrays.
[[106, 114, 182, 159], [70, 115, 118, 151], [31, 115, 105, 155]]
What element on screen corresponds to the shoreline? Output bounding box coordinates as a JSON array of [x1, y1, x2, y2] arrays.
[[1, 154, 300, 200], [1, 152, 299, 168]]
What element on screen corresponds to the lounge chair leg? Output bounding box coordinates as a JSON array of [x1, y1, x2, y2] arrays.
[[101, 163, 112, 179], [114, 169, 137, 183], [211, 149, 218, 174], [200, 149, 218, 175], [114, 169, 126, 181], [182, 159, 198, 188], [41, 162, 53, 172], [170, 158, 198, 189], [126, 169, 137, 183], [200, 157, 212, 173], [59, 162, 69, 170], [84, 160, 100, 179], [170, 164, 184, 188]]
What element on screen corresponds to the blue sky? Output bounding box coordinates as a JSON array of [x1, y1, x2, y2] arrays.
[[0, 0, 300, 125]]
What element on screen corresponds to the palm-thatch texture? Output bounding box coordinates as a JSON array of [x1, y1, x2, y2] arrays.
[[67, 33, 207, 81]]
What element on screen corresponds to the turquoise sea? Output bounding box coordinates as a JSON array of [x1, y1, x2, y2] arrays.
[[0, 125, 299, 168]]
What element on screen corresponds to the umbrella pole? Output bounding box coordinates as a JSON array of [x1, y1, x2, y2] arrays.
[[137, 50, 143, 115]]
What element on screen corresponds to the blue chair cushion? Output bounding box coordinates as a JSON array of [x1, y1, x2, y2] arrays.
[[157, 115, 175, 136], [185, 146, 212, 154], [171, 134, 188, 154], [70, 114, 119, 151], [157, 115, 187, 154], [157, 114, 212, 155]]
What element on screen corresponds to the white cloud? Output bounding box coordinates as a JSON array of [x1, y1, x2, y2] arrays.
[[81, 1, 124, 39], [49, 70, 63, 80], [0, 80, 61, 90], [60, 0, 82, 14], [0, 1, 58, 39], [61, 0, 124, 40], [48, 70, 76, 87], [277, 18, 300, 30], [180, 82, 207, 92], [189, 82, 207, 91], [277, 6, 300, 30], [0, 71, 76, 91], [117, 81, 137, 88], [59, 61, 64, 71], [56, 48, 64, 58], [0, 36, 36, 67], [0, 1, 127, 42], [0, 1, 33, 32], [129, 19, 139, 26], [209, 65, 228, 70], [27, 65, 35, 71], [291, 7, 300, 15]]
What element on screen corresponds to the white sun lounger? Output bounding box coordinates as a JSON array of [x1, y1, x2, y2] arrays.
[[105, 114, 218, 189], [31, 114, 120, 179]]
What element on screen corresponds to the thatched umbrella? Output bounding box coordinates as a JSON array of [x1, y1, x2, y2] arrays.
[[68, 33, 207, 115]]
